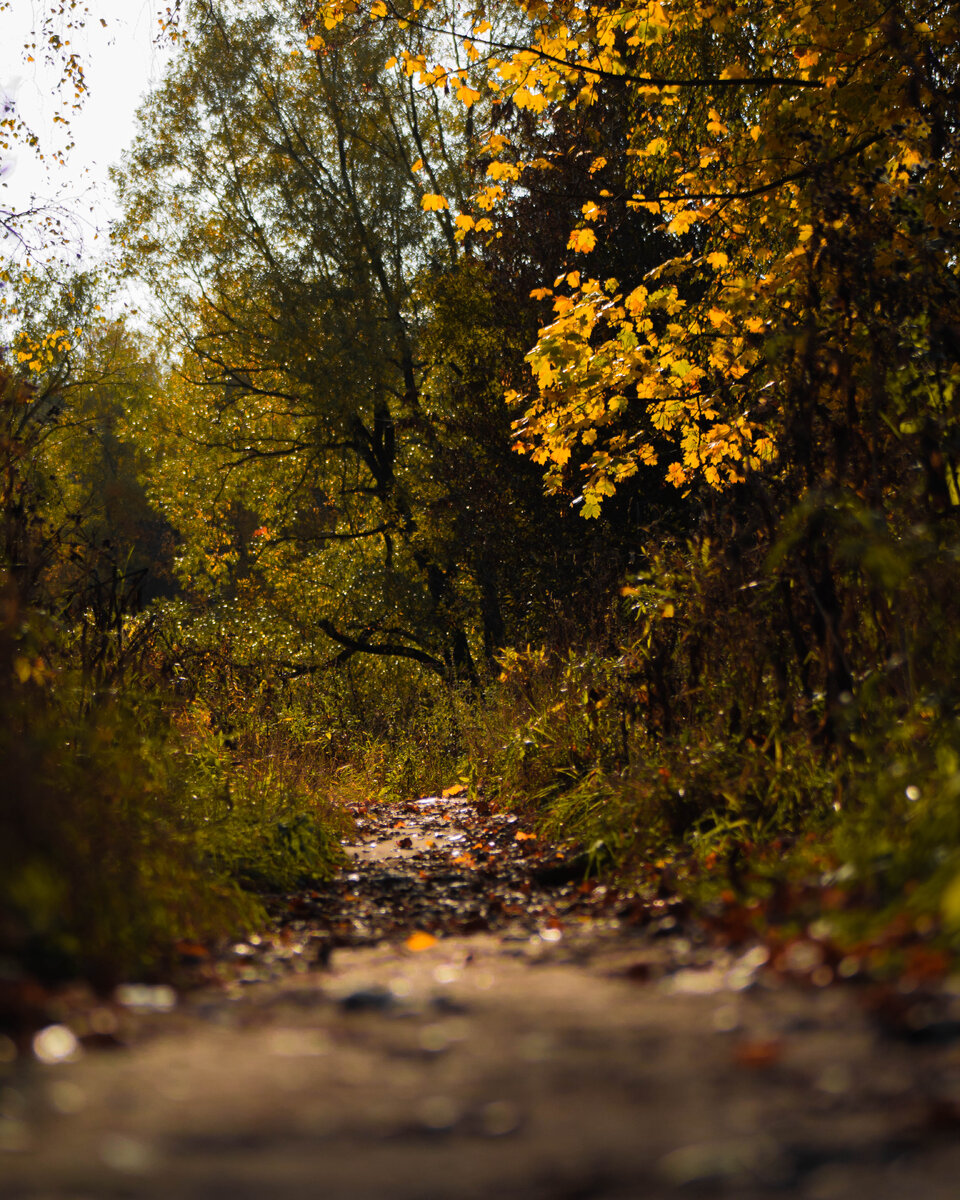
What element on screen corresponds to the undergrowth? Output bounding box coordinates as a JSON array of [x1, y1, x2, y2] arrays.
[[431, 506, 960, 958], [1, 592, 347, 987], [10, 487, 960, 985]]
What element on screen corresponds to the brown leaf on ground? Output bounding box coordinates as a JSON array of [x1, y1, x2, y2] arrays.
[[734, 1039, 783, 1069], [174, 941, 210, 961]]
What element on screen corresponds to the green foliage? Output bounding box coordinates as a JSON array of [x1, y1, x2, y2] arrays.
[[0, 650, 257, 982], [0, 588, 352, 983]]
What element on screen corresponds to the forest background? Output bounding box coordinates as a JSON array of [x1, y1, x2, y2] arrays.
[[2, 0, 959, 985]]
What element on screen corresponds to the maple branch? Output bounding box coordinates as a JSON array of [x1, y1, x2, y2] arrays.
[[270, 523, 393, 543], [356, 11, 824, 91], [635, 134, 885, 204], [495, 49, 823, 91], [316, 618, 446, 674]]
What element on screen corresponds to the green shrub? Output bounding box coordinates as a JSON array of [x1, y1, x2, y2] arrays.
[[0, 596, 347, 984]]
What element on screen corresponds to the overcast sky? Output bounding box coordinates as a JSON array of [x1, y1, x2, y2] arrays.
[[0, 0, 175, 259]]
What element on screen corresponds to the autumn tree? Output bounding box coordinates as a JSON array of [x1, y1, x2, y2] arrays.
[[305, 0, 960, 710], [115, 0, 588, 684], [1, 268, 177, 692]]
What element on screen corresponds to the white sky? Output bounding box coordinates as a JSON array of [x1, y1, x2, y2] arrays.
[[0, 0, 175, 259]]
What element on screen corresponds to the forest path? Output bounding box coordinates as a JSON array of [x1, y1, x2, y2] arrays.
[[5, 794, 960, 1199]]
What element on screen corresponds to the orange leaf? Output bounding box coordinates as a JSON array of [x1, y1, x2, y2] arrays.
[[667, 209, 698, 236], [174, 940, 209, 960], [734, 1039, 782, 1069], [405, 931, 438, 952], [515, 831, 537, 841], [567, 228, 597, 253]]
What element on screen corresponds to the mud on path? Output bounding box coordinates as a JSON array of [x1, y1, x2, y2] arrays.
[[5, 793, 960, 1199]]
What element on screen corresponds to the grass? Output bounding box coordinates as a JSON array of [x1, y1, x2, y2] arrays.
[[1, 649, 348, 988]]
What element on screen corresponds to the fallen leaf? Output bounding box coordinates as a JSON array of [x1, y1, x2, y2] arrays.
[[398, 836, 413, 849], [515, 831, 537, 841], [406, 931, 438, 952], [174, 941, 210, 961], [734, 1039, 782, 1069]]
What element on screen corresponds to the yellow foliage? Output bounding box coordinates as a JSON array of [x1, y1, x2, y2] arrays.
[[306, 0, 960, 517], [667, 210, 699, 236], [567, 228, 597, 253]]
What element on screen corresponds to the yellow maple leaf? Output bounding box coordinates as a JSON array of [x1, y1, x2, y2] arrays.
[[487, 161, 520, 181], [568, 228, 597, 253], [667, 462, 687, 487], [667, 210, 698, 236], [648, 0, 668, 24], [457, 85, 481, 107], [514, 88, 548, 113], [705, 251, 728, 270], [422, 194, 449, 211], [705, 307, 729, 331]]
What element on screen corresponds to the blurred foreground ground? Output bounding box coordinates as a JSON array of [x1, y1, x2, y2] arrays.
[[4, 795, 960, 1199]]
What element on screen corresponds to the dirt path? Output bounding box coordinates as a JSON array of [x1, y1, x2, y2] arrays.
[[4, 795, 960, 1198]]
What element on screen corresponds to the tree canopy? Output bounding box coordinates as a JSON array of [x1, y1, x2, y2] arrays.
[[114, 0, 585, 681]]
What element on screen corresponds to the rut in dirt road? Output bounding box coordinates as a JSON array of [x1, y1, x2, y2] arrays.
[[4, 793, 960, 1200]]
